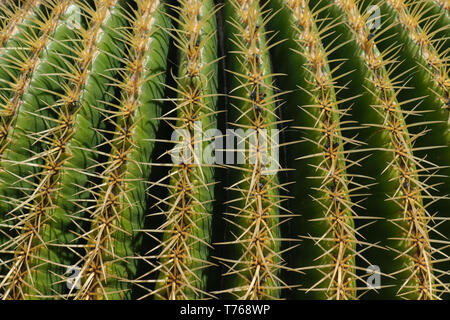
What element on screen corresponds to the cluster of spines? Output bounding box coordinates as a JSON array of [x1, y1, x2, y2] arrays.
[[374, 0, 450, 298], [385, 0, 449, 117], [334, 0, 446, 299], [284, 0, 374, 300], [0, 0, 71, 155], [433, 0, 450, 11], [407, 0, 450, 52], [217, 0, 292, 300], [0, 0, 119, 299], [0, 0, 448, 301], [375, 1, 450, 292], [0, 0, 78, 299], [69, 0, 168, 300], [144, 0, 219, 300], [0, 0, 41, 47]]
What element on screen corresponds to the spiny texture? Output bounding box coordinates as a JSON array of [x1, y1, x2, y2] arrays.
[[313, 0, 449, 299], [216, 0, 293, 300], [0, 0, 42, 47], [370, 0, 450, 298], [144, 0, 219, 300], [268, 0, 374, 300], [71, 0, 170, 300], [0, 0, 449, 300], [0, 0, 82, 299], [0, 1, 69, 155]]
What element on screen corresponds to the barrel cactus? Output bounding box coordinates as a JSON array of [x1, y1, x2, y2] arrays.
[[0, 0, 448, 300]]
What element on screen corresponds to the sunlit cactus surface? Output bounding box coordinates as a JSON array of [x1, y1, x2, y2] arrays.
[[0, 0, 449, 300]]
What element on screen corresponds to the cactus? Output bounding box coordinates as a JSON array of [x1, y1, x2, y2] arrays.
[[0, 0, 449, 300]]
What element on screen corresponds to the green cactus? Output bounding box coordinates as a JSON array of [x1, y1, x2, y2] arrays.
[[0, 0, 449, 300]]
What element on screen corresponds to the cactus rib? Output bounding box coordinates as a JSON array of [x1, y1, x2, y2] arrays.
[[143, 0, 219, 300], [216, 0, 293, 300], [268, 0, 379, 299], [0, 0, 448, 301], [0, 0, 72, 155], [330, 0, 446, 299], [0, 0, 124, 299]]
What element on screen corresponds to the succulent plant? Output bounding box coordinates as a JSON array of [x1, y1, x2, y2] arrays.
[[0, 0, 448, 300]]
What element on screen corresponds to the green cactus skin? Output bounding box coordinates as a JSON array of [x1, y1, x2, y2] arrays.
[[363, 0, 450, 298], [68, 0, 171, 300], [307, 0, 448, 299], [0, 0, 449, 300], [0, 0, 138, 299], [215, 0, 294, 300], [146, 0, 219, 300], [23, 0, 135, 300], [404, 0, 450, 56], [433, 0, 450, 13], [0, 1, 84, 299], [267, 0, 375, 300], [0, 1, 70, 156]]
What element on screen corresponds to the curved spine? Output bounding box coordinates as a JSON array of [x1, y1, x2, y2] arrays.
[[365, 0, 450, 298], [0, 0, 72, 155], [433, 0, 450, 12], [0, 0, 41, 47], [406, 0, 450, 56], [23, 0, 131, 299]]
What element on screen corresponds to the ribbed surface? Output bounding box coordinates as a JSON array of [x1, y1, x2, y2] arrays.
[[0, 0, 448, 300]]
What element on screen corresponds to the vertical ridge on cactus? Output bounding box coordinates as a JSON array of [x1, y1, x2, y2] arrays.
[[214, 0, 295, 300], [29, 0, 133, 299], [368, 0, 450, 298], [0, 0, 41, 47], [0, 0, 449, 300], [268, 0, 378, 300], [305, 0, 449, 299], [0, 0, 87, 299], [142, 0, 219, 300], [67, 0, 171, 300], [0, 1, 71, 156]]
